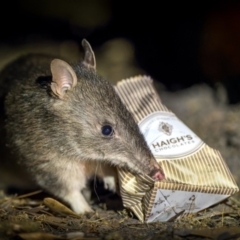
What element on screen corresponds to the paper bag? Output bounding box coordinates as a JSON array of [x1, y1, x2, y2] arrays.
[[114, 76, 239, 222]]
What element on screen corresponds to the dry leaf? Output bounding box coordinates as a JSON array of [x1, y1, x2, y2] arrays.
[[18, 232, 65, 240], [43, 198, 79, 217], [175, 226, 240, 239]]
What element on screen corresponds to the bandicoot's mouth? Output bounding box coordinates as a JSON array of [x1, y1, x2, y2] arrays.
[[150, 169, 165, 181]]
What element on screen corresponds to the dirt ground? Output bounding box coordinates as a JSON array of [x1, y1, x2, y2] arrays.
[[0, 187, 240, 240], [0, 38, 240, 240]]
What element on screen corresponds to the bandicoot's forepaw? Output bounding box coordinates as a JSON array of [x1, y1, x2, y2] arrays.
[[103, 176, 116, 192]]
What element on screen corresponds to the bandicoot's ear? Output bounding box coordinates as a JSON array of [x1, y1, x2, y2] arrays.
[[50, 59, 77, 99], [81, 39, 96, 71]]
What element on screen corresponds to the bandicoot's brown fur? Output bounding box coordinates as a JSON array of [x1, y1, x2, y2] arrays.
[[0, 39, 164, 214]]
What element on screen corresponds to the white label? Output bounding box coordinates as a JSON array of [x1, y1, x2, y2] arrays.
[[147, 189, 229, 222], [139, 112, 203, 158]]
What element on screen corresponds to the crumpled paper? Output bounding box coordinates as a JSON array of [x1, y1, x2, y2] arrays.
[[114, 76, 239, 222]]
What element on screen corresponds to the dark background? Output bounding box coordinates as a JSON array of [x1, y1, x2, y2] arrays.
[[1, 0, 240, 103]]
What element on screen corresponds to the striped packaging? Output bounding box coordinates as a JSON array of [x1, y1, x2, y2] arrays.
[[114, 76, 239, 222]]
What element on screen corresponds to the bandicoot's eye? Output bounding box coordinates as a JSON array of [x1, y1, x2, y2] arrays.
[[101, 125, 114, 136]]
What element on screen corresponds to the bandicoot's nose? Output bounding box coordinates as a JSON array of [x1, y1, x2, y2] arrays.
[[151, 169, 165, 180], [149, 157, 165, 180]]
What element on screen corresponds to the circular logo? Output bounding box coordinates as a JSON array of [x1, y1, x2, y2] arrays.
[[139, 112, 203, 158]]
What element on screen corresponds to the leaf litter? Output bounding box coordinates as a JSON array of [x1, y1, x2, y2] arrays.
[[0, 189, 239, 240]]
